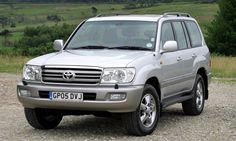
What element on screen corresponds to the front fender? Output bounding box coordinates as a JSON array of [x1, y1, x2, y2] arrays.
[[127, 54, 162, 85]]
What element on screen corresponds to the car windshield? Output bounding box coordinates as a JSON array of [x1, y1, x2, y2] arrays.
[[66, 21, 157, 51]]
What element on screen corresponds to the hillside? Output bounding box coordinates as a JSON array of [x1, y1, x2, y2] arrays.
[[0, 2, 218, 48]]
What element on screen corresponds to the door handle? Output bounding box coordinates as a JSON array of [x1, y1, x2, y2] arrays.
[[177, 57, 182, 61], [192, 53, 197, 58]]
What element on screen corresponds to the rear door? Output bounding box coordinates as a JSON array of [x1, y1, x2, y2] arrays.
[[184, 20, 205, 89]]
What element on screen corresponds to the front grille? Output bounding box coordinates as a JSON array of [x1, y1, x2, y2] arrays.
[[39, 91, 96, 100], [42, 66, 102, 84]]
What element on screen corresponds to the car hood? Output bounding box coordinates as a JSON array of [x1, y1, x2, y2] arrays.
[[27, 49, 152, 68]]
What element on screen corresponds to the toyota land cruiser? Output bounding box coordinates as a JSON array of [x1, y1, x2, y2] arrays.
[[17, 12, 211, 136]]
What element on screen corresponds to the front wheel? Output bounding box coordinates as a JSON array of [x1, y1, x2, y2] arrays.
[[24, 108, 63, 129], [122, 84, 160, 136], [182, 74, 205, 115]]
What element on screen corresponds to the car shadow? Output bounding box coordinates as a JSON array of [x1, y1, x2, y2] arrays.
[[56, 115, 126, 136], [24, 105, 193, 138]]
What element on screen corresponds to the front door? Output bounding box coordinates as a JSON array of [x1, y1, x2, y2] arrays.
[[159, 22, 184, 97]]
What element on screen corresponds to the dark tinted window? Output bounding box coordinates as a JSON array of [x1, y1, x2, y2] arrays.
[[161, 22, 175, 47], [172, 22, 188, 49], [185, 21, 202, 47]]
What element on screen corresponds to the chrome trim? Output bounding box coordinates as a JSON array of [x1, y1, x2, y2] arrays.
[[44, 65, 103, 69], [41, 66, 103, 86]]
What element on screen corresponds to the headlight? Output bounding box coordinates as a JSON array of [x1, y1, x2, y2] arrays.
[[23, 65, 41, 81], [101, 68, 135, 83]]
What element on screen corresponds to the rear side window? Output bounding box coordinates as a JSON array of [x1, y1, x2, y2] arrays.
[[172, 22, 188, 49], [161, 22, 175, 47], [185, 21, 202, 47]]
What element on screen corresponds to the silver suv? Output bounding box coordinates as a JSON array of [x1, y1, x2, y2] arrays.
[[17, 13, 211, 136]]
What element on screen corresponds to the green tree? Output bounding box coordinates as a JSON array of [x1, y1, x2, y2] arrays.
[[15, 24, 75, 56], [91, 6, 98, 16], [206, 0, 236, 56], [0, 16, 8, 28], [47, 15, 62, 24], [0, 29, 10, 47]]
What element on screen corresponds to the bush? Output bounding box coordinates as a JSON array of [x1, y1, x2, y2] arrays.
[[0, 47, 21, 56], [10, 23, 16, 28], [47, 14, 62, 23], [200, 0, 217, 3], [163, 0, 174, 3], [124, 3, 137, 9], [91, 6, 98, 16], [15, 24, 75, 56], [206, 0, 236, 56]]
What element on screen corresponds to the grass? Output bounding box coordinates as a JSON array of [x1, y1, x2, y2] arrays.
[[0, 2, 218, 48], [211, 56, 236, 78], [0, 55, 235, 79], [0, 3, 125, 46], [0, 3, 124, 32], [1, 2, 218, 30], [0, 55, 31, 73], [129, 3, 218, 30], [1, 2, 234, 79], [212, 78, 236, 84]]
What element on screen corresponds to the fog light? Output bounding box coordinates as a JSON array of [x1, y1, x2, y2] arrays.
[[19, 89, 31, 97], [109, 93, 126, 101]]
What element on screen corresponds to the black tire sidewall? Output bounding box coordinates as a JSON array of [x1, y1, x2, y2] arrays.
[[193, 75, 205, 113], [36, 109, 62, 128], [25, 108, 63, 129]]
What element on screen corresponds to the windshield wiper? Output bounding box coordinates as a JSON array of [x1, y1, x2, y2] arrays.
[[69, 45, 152, 51], [110, 46, 152, 51], [69, 45, 110, 50]]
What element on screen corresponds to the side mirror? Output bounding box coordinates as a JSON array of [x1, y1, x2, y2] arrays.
[[53, 39, 64, 51], [161, 41, 178, 53]]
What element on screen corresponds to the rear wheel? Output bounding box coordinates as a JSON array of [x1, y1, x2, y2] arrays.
[[182, 74, 205, 115], [122, 84, 160, 136], [24, 108, 63, 129]]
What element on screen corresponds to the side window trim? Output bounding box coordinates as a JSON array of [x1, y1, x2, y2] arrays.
[[181, 21, 191, 48], [183, 21, 193, 48], [170, 21, 178, 49]]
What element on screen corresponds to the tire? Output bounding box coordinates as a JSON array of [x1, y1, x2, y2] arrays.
[[24, 108, 63, 129], [182, 74, 205, 115], [122, 84, 160, 136]]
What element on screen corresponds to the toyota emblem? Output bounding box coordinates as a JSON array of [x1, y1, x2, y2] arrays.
[[62, 70, 75, 80]]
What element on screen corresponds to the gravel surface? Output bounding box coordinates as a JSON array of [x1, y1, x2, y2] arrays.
[[0, 73, 236, 141]]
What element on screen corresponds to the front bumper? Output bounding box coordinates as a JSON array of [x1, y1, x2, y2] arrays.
[[17, 83, 143, 113]]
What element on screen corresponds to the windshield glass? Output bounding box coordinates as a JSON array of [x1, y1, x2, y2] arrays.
[[66, 21, 157, 50]]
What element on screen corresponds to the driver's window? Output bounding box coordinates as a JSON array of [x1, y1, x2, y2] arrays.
[[160, 22, 175, 48]]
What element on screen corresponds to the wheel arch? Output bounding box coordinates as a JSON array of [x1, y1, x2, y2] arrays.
[[145, 77, 161, 101], [197, 67, 208, 100]]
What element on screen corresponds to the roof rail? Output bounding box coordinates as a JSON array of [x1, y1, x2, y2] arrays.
[[163, 12, 191, 17], [96, 13, 130, 17]]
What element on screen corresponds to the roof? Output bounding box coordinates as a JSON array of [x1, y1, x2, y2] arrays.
[[86, 13, 194, 22], [87, 15, 163, 22]]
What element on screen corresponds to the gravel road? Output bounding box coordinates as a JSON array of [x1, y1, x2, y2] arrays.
[[0, 73, 235, 141]]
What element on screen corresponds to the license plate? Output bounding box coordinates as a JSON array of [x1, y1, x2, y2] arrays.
[[49, 92, 83, 101]]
